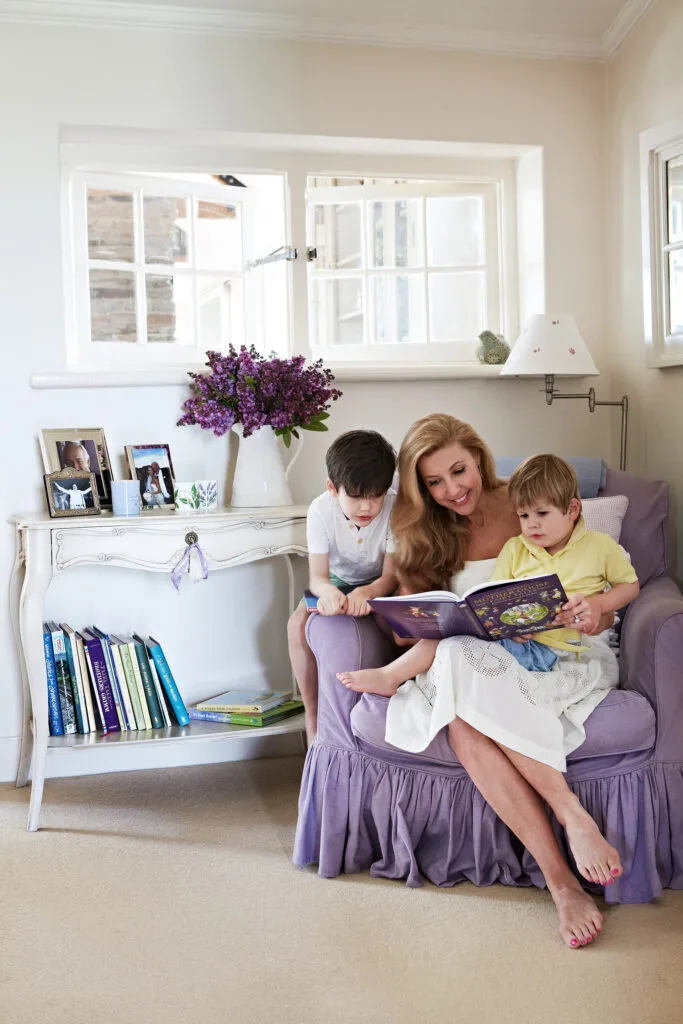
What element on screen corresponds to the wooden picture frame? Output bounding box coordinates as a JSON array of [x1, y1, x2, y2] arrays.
[[44, 469, 101, 518], [125, 443, 176, 511], [40, 428, 114, 508]]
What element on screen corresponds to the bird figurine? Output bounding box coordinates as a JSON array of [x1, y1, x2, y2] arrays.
[[476, 330, 511, 365]]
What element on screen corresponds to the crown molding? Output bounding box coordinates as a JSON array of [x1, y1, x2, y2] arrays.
[[0, 0, 606, 61], [601, 0, 653, 60]]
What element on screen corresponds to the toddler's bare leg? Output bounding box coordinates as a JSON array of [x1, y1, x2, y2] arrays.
[[337, 639, 439, 696], [498, 744, 622, 886], [450, 719, 603, 948], [287, 602, 318, 743]]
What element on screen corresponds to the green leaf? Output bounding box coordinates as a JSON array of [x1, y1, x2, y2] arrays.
[[282, 430, 292, 448], [291, 428, 300, 439], [301, 421, 329, 432]]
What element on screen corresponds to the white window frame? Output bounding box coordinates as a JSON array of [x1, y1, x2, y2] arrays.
[[66, 170, 252, 369], [42, 130, 536, 388], [640, 116, 683, 368], [306, 179, 502, 364]]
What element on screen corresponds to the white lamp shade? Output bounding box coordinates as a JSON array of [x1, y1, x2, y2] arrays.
[[500, 314, 599, 377]]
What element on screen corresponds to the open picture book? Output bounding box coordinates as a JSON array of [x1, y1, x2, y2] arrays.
[[368, 574, 569, 642]]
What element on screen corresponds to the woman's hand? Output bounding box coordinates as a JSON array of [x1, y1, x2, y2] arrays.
[[554, 594, 603, 635], [317, 588, 348, 616]]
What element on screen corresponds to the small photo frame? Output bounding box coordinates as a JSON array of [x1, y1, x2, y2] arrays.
[[125, 444, 175, 511], [44, 469, 101, 518], [40, 428, 114, 508]]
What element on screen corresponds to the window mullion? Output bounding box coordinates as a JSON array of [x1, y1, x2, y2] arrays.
[[133, 187, 148, 347]]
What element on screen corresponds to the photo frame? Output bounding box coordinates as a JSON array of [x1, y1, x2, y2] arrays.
[[40, 428, 114, 508], [125, 444, 176, 511], [44, 469, 101, 518]]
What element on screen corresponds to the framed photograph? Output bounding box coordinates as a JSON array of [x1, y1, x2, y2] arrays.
[[125, 444, 175, 511], [44, 469, 101, 518], [40, 428, 114, 508]]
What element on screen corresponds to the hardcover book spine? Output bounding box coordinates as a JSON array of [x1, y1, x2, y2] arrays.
[[63, 631, 86, 733], [75, 635, 97, 732], [108, 641, 136, 731], [82, 644, 107, 733], [50, 625, 77, 735], [115, 643, 145, 730], [94, 632, 129, 730], [148, 642, 190, 726], [84, 637, 121, 733], [133, 644, 164, 728], [125, 643, 152, 730], [43, 626, 64, 736], [147, 657, 171, 727]]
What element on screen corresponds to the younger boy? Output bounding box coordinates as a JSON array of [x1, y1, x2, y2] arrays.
[[288, 430, 398, 742]]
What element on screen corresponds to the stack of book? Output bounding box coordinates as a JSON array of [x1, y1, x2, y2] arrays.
[[188, 690, 303, 727], [42, 622, 189, 736]]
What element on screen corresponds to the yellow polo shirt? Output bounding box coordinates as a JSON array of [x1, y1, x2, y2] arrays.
[[493, 517, 638, 650]]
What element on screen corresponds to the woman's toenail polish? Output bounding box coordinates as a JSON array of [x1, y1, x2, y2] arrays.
[[570, 939, 578, 947], [611, 868, 620, 875]]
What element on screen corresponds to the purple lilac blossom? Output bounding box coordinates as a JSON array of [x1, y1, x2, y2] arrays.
[[178, 346, 342, 438]]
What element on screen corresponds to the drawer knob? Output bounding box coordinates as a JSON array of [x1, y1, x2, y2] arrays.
[[185, 531, 198, 545]]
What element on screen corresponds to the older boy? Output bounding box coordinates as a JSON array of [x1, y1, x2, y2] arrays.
[[287, 430, 398, 742]]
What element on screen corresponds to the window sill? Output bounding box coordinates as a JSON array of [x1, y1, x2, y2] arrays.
[[30, 363, 507, 389]]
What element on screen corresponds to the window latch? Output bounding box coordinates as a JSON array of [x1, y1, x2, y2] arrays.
[[247, 245, 297, 269]]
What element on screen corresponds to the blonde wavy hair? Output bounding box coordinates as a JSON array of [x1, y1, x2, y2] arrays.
[[392, 414, 502, 593]]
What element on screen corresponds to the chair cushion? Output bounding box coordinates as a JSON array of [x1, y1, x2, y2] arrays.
[[582, 495, 629, 543], [350, 687, 655, 771]]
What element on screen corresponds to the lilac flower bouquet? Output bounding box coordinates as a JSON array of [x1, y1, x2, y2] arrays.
[[178, 346, 342, 447]]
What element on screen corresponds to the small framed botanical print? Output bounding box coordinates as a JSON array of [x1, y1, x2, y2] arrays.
[[125, 444, 175, 511], [44, 469, 101, 518], [40, 428, 114, 508]]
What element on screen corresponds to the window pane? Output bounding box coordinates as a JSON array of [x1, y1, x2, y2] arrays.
[[370, 275, 424, 344], [428, 271, 486, 342], [146, 274, 194, 344], [197, 276, 243, 348], [310, 203, 362, 269], [368, 199, 422, 268], [144, 197, 188, 265], [669, 250, 683, 335], [311, 278, 363, 346], [667, 156, 683, 244], [195, 200, 242, 271], [89, 269, 136, 342], [426, 195, 485, 267], [87, 190, 134, 262]]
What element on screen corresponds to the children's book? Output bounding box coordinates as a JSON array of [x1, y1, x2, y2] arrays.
[[194, 690, 291, 714], [188, 699, 304, 727], [61, 623, 90, 734], [146, 637, 190, 726], [303, 590, 319, 611], [368, 574, 569, 642], [47, 622, 77, 734], [81, 630, 121, 734], [43, 623, 64, 736]]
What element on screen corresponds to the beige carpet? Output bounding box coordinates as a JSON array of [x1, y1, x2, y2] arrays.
[[1, 756, 682, 1024]]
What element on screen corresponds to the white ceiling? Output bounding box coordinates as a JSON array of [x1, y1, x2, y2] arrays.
[[0, 0, 654, 60]]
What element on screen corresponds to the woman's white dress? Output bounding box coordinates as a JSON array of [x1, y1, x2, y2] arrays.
[[384, 558, 618, 772]]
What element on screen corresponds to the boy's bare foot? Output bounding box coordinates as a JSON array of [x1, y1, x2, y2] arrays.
[[550, 879, 603, 949], [562, 798, 623, 886], [336, 667, 400, 696]]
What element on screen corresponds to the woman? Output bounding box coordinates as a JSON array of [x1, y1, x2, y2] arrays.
[[346, 414, 619, 950]]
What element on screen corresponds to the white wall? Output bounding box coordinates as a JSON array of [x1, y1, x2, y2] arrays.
[[606, 0, 683, 578], [0, 21, 610, 780]]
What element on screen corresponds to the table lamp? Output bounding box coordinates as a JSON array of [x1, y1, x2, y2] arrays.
[[500, 313, 629, 471]]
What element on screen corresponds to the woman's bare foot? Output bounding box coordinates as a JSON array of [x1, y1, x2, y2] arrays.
[[336, 667, 401, 696], [562, 798, 623, 886], [550, 879, 603, 949]]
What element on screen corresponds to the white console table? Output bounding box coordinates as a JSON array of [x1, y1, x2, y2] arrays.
[[9, 505, 308, 831]]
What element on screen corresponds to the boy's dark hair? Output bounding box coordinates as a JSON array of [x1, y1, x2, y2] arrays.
[[326, 430, 396, 497]]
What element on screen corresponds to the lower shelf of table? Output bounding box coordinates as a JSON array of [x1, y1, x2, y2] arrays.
[[44, 714, 306, 749]]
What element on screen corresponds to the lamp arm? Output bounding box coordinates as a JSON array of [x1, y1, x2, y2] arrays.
[[543, 375, 628, 472]]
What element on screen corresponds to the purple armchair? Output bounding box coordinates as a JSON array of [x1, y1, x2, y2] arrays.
[[294, 469, 683, 904]]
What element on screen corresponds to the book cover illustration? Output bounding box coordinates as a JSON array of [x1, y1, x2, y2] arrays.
[[368, 574, 567, 642]]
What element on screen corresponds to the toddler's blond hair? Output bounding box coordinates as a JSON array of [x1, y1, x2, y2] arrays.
[[508, 454, 581, 514]]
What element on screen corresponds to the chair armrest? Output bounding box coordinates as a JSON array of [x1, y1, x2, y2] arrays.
[[620, 576, 683, 761], [306, 613, 395, 748]]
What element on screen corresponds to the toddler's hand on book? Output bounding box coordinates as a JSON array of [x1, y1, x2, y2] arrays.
[[345, 587, 372, 617]]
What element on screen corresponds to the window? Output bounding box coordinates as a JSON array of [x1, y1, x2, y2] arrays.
[[57, 132, 528, 383], [640, 119, 683, 367], [306, 177, 502, 363], [65, 169, 288, 369]]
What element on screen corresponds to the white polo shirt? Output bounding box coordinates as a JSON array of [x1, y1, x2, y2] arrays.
[[306, 490, 396, 585]]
